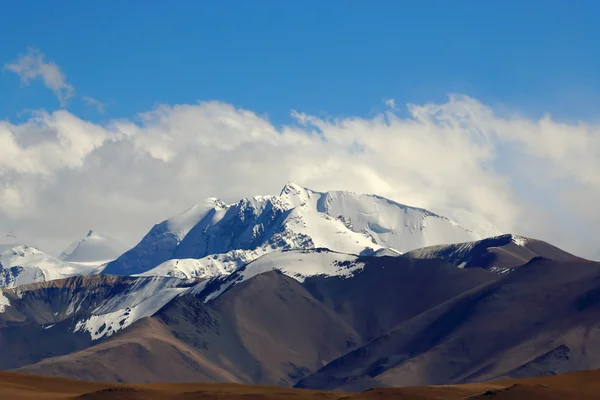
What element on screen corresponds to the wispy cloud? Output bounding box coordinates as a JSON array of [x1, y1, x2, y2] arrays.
[[4, 48, 75, 107], [82, 96, 106, 114]]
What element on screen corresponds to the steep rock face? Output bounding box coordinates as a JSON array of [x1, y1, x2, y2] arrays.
[[105, 183, 491, 277]]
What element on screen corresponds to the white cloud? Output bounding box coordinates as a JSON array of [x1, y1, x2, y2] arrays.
[[384, 98, 396, 109], [1, 96, 599, 260], [82, 96, 106, 113], [4, 48, 75, 107]]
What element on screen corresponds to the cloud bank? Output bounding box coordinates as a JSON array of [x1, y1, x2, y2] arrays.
[[0, 95, 598, 258]]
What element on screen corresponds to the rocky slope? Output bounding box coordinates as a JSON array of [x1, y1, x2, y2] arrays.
[[405, 234, 580, 273]]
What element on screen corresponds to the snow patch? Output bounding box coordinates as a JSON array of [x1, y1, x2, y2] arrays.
[[371, 247, 403, 257], [74, 276, 192, 340], [201, 250, 364, 303], [140, 248, 263, 279], [74, 287, 186, 340], [511, 235, 529, 247], [0, 290, 10, 313]]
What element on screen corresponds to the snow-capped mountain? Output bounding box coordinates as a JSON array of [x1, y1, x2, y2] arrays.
[[138, 248, 264, 279], [188, 249, 364, 303], [59, 230, 126, 266], [105, 183, 494, 277], [0, 244, 101, 288], [3, 240, 600, 388], [405, 233, 579, 273]]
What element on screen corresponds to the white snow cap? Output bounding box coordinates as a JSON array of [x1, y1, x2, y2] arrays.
[[60, 230, 127, 265], [0, 244, 101, 288], [108, 182, 498, 278]]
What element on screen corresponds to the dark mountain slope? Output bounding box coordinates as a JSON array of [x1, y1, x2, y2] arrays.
[[297, 257, 600, 390], [14, 257, 496, 385], [301, 256, 496, 340], [0, 275, 194, 370], [16, 271, 360, 385], [404, 234, 580, 273]]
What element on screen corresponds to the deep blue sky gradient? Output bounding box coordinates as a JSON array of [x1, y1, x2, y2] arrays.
[[1, 1, 598, 125]]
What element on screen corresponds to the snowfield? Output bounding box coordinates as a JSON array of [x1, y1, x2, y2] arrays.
[[60, 230, 127, 265], [189, 249, 366, 303], [105, 183, 493, 278], [0, 244, 102, 288]]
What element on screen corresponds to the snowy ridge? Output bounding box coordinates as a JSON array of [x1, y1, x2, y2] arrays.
[[166, 198, 229, 240], [0, 245, 101, 288], [140, 248, 266, 279], [404, 234, 539, 273], [105, 183, 493, 278], [60, 230, 127, 265], [407, 234, 530, 260], [371, 247, 403, 257], [188, 249, 365, 303], [73, 276, 194, 340], [294, 184, 494, 252]]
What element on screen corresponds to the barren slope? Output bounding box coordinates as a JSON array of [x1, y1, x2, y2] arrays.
[[16, 256, 496, 385], [298, 257, 600, 390], [3, 369, 600, 399]]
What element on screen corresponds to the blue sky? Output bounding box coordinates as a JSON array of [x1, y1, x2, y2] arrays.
[[2, 1, 600, 258], [1, 1, 598, 125]]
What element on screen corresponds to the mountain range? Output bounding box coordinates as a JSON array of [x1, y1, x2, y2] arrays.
[[0, 183, 597, 392], [104, 183, 495, 278], [0, 231, 125, 289]]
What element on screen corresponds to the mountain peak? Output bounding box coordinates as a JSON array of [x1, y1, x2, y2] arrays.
[[105, 184, 496, 277], [280, 182, 311, 196], [279, 182, 317, 208], [59, 231, 126, 265]]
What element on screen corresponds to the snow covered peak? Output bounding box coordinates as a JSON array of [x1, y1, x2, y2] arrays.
[[279, 182, 320, 208], [0, 244, 101, 288], [166, 198, 229, 240], [59, 231, 126, 265], [280, 182, 309, 196], [314, 190, 486, 252], [105, 184, 495, 277]]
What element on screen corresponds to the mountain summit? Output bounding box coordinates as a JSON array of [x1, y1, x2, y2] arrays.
[[0, 244, 99, 288], [59, 231, 126, 265], [103, 183, 497, 277]]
